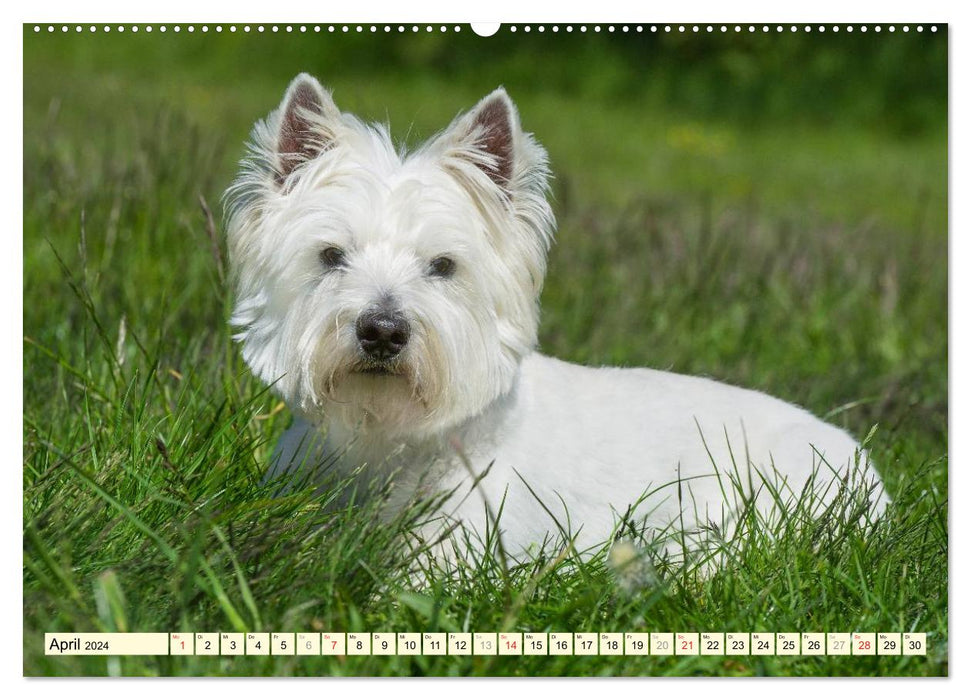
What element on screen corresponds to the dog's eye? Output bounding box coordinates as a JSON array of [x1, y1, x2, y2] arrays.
[[428, 256, 456, 279], [319, 246, 346, 269]]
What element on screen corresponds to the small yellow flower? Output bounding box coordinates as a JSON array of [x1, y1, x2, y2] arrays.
[[607, 540, 658, 593]]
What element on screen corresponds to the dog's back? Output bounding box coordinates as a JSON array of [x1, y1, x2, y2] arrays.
[[424, 352, 887, 558]]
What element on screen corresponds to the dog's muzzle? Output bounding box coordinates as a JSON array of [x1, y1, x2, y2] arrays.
[[356, 307, 410, 362]]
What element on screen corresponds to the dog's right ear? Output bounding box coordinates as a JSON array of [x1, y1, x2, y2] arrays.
[[273, 73, 341, 186]]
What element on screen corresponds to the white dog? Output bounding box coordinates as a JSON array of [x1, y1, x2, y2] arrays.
[[226, 74, 887, 567]]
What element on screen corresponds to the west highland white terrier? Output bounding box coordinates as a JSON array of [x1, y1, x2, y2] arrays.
[[226, 74, 887, 568]]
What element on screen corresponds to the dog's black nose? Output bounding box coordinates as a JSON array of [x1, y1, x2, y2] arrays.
[[356, 309, 410, 360]]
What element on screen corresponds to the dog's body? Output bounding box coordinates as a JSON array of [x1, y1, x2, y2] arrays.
[[270, 353, 878, 557], [228, 74, 886, 565]]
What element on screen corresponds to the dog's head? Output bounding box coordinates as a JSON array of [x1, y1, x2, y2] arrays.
[[226, 74, 554, 438]]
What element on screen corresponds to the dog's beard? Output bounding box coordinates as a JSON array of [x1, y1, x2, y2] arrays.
[[300, 324, 452, 438], [326, 370, 425, 434]]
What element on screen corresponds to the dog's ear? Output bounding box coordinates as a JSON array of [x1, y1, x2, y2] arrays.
[[435, 87, 541, 191], [463, 89, 516, 186], [274, 73, 340, 186]]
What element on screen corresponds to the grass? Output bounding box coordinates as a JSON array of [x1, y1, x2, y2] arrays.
[[23, 29, 947, 676]]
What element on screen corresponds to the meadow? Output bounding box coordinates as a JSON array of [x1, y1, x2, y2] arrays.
[[23, 25, 947, 676]]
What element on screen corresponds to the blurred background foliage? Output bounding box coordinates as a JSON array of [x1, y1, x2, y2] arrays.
[[25, 25, 947, 235], [27, 26, 946, 134]]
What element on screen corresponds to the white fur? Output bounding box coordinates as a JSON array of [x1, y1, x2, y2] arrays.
[[227, 74, 888, 565]]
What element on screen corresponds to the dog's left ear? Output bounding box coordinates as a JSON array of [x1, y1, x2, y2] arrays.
[[435, 87, 548, 195], [462, 89, 516, 186]]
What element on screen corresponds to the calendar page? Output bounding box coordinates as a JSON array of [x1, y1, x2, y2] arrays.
[[23, 15, 948, 678]]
